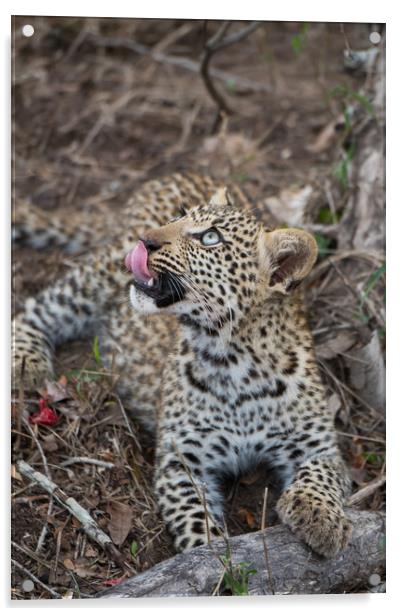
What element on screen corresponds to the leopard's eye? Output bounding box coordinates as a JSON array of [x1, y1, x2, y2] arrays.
[[200, 229, 221, 246]]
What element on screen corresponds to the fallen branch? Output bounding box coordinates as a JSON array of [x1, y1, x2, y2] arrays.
[[12, 558, 62, 599], [87, 34, 272, 94], [59, 456, 115, 469], [98, 508, 385, 597], [16, 460, 132, 573]]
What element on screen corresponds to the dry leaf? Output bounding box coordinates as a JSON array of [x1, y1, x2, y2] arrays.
[[106, 501, 133, 546], [63, 558, 75, 570], [42, 433, 59, 452], [344, 331, 385, 411], [306, 115, 344, 154], [84, 545, 98, 558], [11, 464, 22, 482], [63, 590, 74, 600], [316, 331, 357, 360], [264, 185, 314, 226], [328, 392, 342, 419], [44, 378, 69, 403], [349, 467, 367, 486], [63, 557, 98, 579], [238, 507, 257, 529], [100, 402, 126, 427], [200, 132, 263, 177]]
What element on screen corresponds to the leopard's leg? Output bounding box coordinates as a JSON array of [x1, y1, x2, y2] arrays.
[[155, 443, 224, 552], [12, 245, 129, 389], [267, 425, 352, 558]]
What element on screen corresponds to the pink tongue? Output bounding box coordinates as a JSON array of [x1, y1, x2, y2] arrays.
[[125, 240, 153, 283]]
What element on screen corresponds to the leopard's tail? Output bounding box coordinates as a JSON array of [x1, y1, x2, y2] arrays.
[[12, 200, 95, 253]]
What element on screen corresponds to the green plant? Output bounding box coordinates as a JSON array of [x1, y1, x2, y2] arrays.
[[220, 554, 257, 596], [225, 78, 237, 92], [67, 368, 102, 392], [333, 142, 356, 189], [361, 452, 384, 466], [314, 233, 332, 258], [360, 264, 386, 309], [92, 335, 101, 364], [354, 263, 386, 325], [230, 171, 249, 184], [317, 206, 342, 225], [291, 22, 310, 55], [130, 540, 139, 560], [329, 84, 374, 116]]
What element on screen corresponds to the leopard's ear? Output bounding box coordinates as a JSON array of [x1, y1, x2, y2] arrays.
[[209, 187, 233, 207], [259, 228, 318, 294]]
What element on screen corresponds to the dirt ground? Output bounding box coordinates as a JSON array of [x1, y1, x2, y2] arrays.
[[11, 17, 385, 599]]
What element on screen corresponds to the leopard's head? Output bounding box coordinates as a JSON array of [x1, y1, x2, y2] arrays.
[[125, 187, 317, 331]]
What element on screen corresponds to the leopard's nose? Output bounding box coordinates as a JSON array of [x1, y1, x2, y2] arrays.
[[141, 237, 164, 253]]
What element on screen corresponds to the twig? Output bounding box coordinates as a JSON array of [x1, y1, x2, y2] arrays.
[[260, 487, 275, 595], [59, 456, 115, 469], [200, 22, 233, 118], [11, 540, 52, 571], [21, 415, 54, 554], [12, 558, 62, 599], [78, 89, 137, 155], [309, 249, 384, 282], [211, 565, 227, 596], [172, 442, 225, 542], [331, 261, 385, 330], [36, 498, 54, 555], [113, 393, 142, 451], [337, 430, 385, 444], [255, 113, 287, 149], [206, 21, 262, 53], [302, 222, 340, 238], [347, 474, 386, 506], [16, 460, 133, 573], [152, 22, 197, 54], [200, 21, 262, 124], [340, 23, 352, 54], [14, 357, 26, 451], [167, 100, 203, 155], [12, 480, 36, 498], [319, 358, 381, 417]]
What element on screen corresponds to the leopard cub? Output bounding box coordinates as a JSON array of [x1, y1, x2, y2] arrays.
[[123, 185, 352, 556], [13, 174, 352, 557]]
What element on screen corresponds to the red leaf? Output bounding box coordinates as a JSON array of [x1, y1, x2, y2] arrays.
[[29, 398, 59, 426], [103, 577, 124, 586]]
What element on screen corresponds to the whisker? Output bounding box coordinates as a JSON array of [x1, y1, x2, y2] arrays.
[[179, 272, 229, 353]]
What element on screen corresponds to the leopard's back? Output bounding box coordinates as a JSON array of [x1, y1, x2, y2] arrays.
[[13, 173, 256, 255]]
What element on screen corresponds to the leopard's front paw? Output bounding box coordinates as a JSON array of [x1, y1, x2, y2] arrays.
[[276, 489, 352, 558]]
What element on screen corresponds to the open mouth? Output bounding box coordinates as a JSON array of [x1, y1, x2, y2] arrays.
[[125, 241, 186, 308]]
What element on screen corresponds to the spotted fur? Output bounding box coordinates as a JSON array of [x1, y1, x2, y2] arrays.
[[12, 173, 352, 557]]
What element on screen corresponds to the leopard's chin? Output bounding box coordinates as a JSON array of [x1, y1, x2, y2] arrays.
[[129, 270, 186, 313]]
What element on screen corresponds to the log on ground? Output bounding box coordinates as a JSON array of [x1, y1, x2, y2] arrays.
[[98, 508, 385, 598]]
